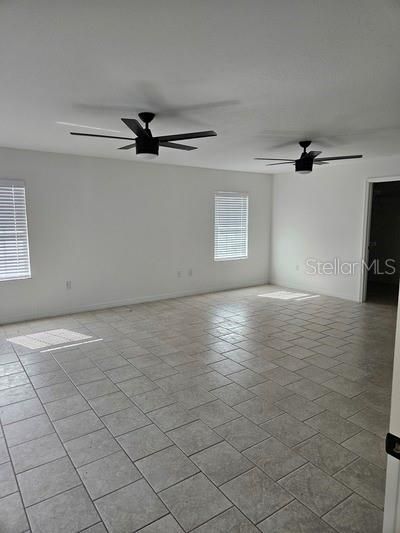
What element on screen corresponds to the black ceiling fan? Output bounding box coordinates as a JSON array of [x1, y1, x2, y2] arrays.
[[255, 141, 363, 173], [70, 112, 217, 159]]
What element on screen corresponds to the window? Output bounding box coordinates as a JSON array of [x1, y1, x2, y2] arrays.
[[0, 180, 31, 281], [214, 192, 248, 261]]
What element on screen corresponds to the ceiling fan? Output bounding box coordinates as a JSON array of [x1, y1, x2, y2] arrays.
[[70, 112, 217, 159], [255, 140, 363, 173]]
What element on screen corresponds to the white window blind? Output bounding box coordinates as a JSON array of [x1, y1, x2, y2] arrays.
[[0, 180, 31, 281], [214, 192, 248, 261]]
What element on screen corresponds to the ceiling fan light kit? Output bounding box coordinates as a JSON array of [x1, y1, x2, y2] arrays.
[[70, 111, 217, 159], [254, 139, 363, 173]]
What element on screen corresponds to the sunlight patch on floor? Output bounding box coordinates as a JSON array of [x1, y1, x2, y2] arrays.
[[258, 290, 319, 301], [7, 328, 92, 349]]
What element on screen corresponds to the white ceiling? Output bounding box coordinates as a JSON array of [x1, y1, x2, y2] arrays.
[[1, 0, 400, 173]]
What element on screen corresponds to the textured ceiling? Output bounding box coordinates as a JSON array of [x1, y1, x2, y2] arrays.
[[0, 0, 399, 173]]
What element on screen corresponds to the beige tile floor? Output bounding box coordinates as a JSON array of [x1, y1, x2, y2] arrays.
[[0, 285, 395, 532]]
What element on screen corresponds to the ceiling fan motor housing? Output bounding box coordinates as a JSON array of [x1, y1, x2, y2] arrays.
[[136, 136, 159, 157], [295, 156, 313, 173]]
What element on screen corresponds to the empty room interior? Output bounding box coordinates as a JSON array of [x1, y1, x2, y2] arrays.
[[1, 2, 400, 532]]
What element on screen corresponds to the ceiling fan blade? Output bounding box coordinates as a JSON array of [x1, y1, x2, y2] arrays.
[[254, 158, 296, 162], [159, 141, 197, 151], [156, 130, 217, 142], [118, 143, 136, 150], [314, 155, 363, 162], [121, 118, 149, 137], [266, 162, 294, 166], [70, 132, 135, 141], [309, 151, 322, 158], [314, 161, 329, 165]]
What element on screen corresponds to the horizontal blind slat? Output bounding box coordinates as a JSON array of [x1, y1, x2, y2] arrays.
[[0, 184, 31, 280], [214, 192, 248, 261]]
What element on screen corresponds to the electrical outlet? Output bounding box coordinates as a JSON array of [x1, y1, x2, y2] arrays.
[[188, 268, 193, 277], [66, 280, 72, 290], [177, 271, 182, 278]]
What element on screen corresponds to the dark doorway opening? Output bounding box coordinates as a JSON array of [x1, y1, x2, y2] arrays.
[[366, 181, 400, 305]]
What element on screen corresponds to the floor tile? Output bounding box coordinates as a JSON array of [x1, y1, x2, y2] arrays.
[[36, 381, 77, 404], [172, 386, 216, 409], [117, 424, 172, 461], [65, 428, 120, 468], [3, 413, 54, 447], [105, 365, 143, 384], [101, 406, 150, 436], [0, 397, 44, 426], [95, 479, 167, 533], [258, 499, 336, 532], [27, 486, 99, 533], [235, 397, 283, 424], [192, 371, 232, 390], [342, 430, 386, 469], [0, 372, 30, 391], [261, 413, 317, 447], [348, 408, 389, 438], [0, 492, 29, 533], [286, 378, 329, 400], [167, 420, 222, 455], [276, 394, 325, 421], [323, 493, 383, 533], [89, 391, 133, 416], [160, 473, 231, 531], [10, 432, 66, 473], [191, 441, 252, 485], [221, 467, 293, 523], [54, 410, 103, 442], [0, 438, 9, 464], [78, 450, 141, 500], [30, 369, 70, 389], [78, 379, 119, 400], [305, 411, 361, 443], [244, 436, 307, 480], [117, 376, 157, 397], [132, 388, 175, 413], [315, 391, 364, 418], [279, 463, 351, 516], [191, 399, 240, 428], [44, 394, 89, 421], [0, 462, 17, 498], [139, 514, 184, 532], [248, 380, 290, 403], [215, 416, 269, 451], [323, 376, 366, 398], [0, 384, 36, 407], [297, 366, 337, 384], [148, 403, 197, 431], [211, 383, 254, 406], [334, 457, 386, 508], [294, 433, 357, 474], [18, 456, 81, 507], [262, 366, 302, 386], [136, 445, 198, 492], [192, 507, 258, 532], [229, 369, 267, 388]]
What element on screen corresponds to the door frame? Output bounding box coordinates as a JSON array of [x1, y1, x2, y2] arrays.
[[383, 285, 400, 532], [359, 175, 400, 303]]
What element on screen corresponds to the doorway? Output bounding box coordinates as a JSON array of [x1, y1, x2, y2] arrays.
[[365, 180, 400, 305]]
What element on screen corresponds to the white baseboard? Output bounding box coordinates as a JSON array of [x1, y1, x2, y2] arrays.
[[2, 278, 269, 325]]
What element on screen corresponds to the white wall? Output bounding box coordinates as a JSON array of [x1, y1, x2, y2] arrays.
[[0, 147, 271, 324], [270, 155, 400, 301]]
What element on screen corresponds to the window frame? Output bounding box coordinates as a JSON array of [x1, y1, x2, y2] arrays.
[[214, 191, 249, 262], [0, 179, 32, 282]]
